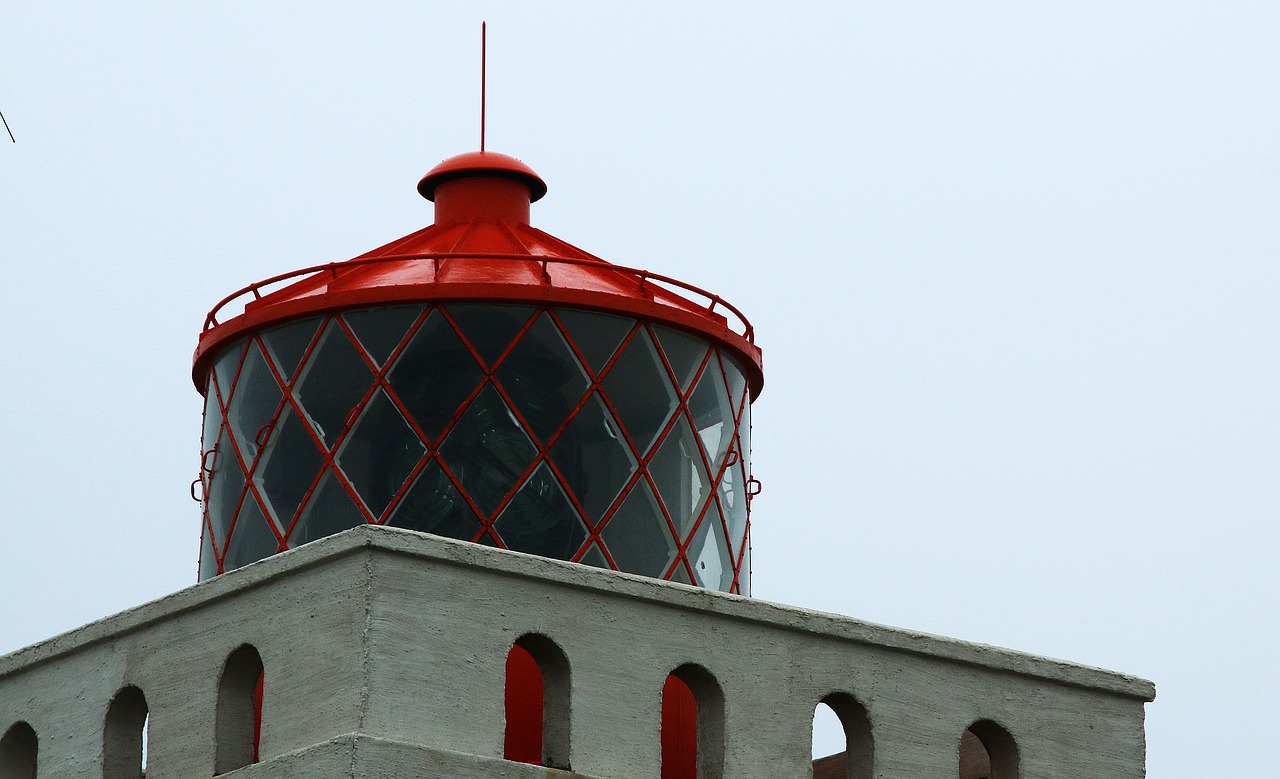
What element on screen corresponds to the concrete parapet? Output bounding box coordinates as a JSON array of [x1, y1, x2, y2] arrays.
[[0, 525, 1154, 778]]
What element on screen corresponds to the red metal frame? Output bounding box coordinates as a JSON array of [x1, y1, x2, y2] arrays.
[[194, 252, 762, 396], [201, 302, 753, 593], [196, 151, 761, 592], [202, 254, 754, 342]]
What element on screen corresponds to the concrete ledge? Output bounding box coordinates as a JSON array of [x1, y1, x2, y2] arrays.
[[227, 733, 602, 779], [0, 524, 1155, 701]]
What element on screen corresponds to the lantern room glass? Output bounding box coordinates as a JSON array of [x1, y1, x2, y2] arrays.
[[198, 304, 753, 593]]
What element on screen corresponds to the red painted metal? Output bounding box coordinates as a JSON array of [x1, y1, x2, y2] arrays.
[[252, 670, 263, 763], [197, 151, 762, 591], [201, 299, 754, 590], [193, 152, 761, 397], [417, 151, 547, 203], [661, 675, 698, 779], [504, 644, 543, 764]]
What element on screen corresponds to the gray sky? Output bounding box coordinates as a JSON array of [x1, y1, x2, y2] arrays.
[[2, 2, 1276, 775]]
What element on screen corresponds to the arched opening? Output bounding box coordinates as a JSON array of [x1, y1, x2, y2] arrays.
[[103, 686, 148, 779], [811, 693, 873, 779], [216, 644, 264, 774], [0, 721, 38, 779], [503, 633, 571, 770], [960, 720, 1019, 779], [661, 664, 724, 779]]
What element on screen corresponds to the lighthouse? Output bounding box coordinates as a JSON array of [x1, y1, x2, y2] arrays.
[[0, 147, 1153, 779], [192, 150, 763, 595]]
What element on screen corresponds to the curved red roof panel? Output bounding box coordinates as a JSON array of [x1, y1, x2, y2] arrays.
[[417, 150, 547, 202], [194, 152, 763, 396]]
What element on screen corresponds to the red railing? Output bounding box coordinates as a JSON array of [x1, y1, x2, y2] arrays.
[[202, 252, 755, 343]]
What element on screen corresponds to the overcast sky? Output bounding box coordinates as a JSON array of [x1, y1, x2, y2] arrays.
[[2, 2, 1277, 775]]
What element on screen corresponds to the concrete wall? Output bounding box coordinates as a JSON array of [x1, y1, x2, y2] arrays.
[[0, 526, 1153, 778]]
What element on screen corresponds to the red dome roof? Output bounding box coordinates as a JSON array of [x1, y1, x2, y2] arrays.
[[194, 152, 763, 395], [417, 150, 547, 202]]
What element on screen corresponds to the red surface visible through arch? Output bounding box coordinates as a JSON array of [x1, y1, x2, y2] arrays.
[[661, 674, 697, 779], [253, 670, 263, 763], [504, 644, 544, 764]]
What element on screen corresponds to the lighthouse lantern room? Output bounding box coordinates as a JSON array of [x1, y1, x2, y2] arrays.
[[193, 151, 763, 593]]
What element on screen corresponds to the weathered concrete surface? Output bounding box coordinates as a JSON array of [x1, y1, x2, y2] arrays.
[[220, 734, 607, 778], [0, 525, 1154, 778]]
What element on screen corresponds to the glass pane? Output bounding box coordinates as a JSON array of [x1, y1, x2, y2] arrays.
[[497, 312, 590, 444], [687, 356, 734, 474], [296, 320, 375, 448], [227, 342, 283, 462], [387, 459, 482, 541], [439, 384, 537, 517], [738, 542, 751, 596], [579, 543, 609, 569], [388, 309, 485, 442], [211, 338, 246, 403], [336, 389, 426, 518], [262, 316, 322, 382], [199, 520, 219, 579], [648, 416, 712, 539], [720, 457, 748, 559], [555, 308, 634, 376], [736, 400, 752, 478], [201, 378, 223, 458], [254, 405, 325, 533], [653, 325, 709, 394], [721, 350, 749, 413], [601, 328, 677, 457], [549, 392, 636, 524], [446, 303, 537, 368], [494, 463, 588, 560], [600, 481, 676, 577], [669, 560, 693, 585], [207, 427, 246, 552], [223, 496, 279, 570], [288, 469, 366, 546], [342, 305, 423, 367], [689, 514, 734, 591]]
